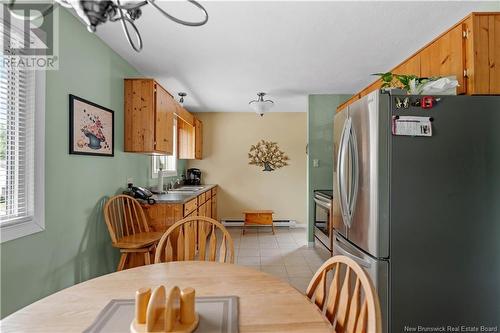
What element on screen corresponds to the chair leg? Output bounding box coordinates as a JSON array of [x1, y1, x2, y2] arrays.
[[271, 223, 276, 235], [144, 252, 151, 265], [117, 253, 128, 271]]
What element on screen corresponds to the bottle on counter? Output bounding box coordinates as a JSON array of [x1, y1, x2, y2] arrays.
[[157, 160, 165, 194]]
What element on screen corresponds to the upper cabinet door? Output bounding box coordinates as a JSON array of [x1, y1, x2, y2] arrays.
[[468, 14, 500, 95], [178, 119, 195, 159], [194, 118, 202, 160], [420, 24, 466, 94], [124, 79, 155, 152], [154, 84, 174, 154], [178, 117, 203, 160]]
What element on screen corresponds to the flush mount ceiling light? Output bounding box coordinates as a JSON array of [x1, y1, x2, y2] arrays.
[[249, 92, 274, 117], [9, 0, 209, 52]]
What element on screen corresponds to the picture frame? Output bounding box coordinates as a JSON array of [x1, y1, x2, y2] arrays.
[[69, 94, 114, 157]]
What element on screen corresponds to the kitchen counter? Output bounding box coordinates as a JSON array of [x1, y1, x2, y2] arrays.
[[151, 184, 217, 204]]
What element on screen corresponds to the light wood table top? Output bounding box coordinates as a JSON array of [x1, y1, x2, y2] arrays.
[[1, 262, 331, 333]]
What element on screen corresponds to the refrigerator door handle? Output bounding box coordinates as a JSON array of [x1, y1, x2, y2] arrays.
[[346, 124, 359, 228], [333, 237, 372, 269], [337, 118, 351, 227]]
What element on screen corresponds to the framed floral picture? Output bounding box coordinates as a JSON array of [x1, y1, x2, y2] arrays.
[[69, 94, 114, 157]]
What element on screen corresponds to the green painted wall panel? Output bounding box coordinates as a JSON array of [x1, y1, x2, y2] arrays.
[[307, 94, 351, 242], [0, 10, 182, 318]]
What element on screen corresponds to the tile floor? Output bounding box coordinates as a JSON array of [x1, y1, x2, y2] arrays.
[[227, 226, 331, 293]]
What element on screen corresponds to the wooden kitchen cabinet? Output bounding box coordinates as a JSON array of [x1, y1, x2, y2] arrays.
[[142, 186, 218, 233], [155, 84, 175, 153], [175, 103, 194, 126], [194, 118, 203, 160], [206, 199, 212, 219], [142, 203, 183, 232], [392, 54, 421, 77], [337, 12, 500, 113], [125, 77, 204, 158], [178, 117, 203, 159], [196, 187, 213, 218], [211, 194, 217, 220], [419, 24, 465, 94], [199, 201, 206, 218], [184, 198, 198, 216], [124, 79, 175, 154], [178, 120, 195, 159], [464, 14, 500, 94]]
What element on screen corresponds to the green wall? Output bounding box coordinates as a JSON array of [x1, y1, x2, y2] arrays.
[[0, 10, 182, 318], [307, 94, 351, 242]]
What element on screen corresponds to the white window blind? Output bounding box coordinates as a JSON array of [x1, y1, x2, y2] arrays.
[[152, 118, 177, 177], [0, 61, 36, 224], [0, 24, 45, 242]]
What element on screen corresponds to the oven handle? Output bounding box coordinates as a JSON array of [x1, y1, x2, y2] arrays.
[[314, 197, 331, 209]]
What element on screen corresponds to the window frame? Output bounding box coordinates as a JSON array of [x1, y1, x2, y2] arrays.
[[0, 68, 45, 243], [151, 118, 177, 179]]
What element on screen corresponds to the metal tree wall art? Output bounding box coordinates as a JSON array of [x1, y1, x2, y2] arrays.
[[248, 140, 290, 172]]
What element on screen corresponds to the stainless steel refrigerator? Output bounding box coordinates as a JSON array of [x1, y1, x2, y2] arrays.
[[332, 90, 500, 332]]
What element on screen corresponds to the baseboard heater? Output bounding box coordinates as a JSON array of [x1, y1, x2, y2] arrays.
[[221, 219, 297, 228]]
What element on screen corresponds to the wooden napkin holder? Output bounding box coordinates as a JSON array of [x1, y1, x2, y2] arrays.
[[130, 286, 199, 333]]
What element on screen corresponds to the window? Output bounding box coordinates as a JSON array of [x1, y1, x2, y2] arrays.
[[0, 29, 45, 243], [152, 118, 177, 178]]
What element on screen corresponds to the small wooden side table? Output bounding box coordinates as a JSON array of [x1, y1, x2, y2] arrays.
[[242, 210, 275, 235]]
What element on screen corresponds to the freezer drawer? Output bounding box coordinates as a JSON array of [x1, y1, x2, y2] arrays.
[[333, 232, 389, 333]]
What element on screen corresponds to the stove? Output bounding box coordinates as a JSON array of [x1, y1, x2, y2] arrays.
[[313, 189, 333, 252]]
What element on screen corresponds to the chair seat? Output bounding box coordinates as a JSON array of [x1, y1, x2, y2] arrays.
[[113, 232, 163, 249]]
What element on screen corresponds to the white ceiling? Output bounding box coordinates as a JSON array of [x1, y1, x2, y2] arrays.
[[91, 1, 500, 113]]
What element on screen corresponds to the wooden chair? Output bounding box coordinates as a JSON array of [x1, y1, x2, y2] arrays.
[[154, 216, 235, 264], [104, 195, 164, 271], [306, 255, 382, 333]]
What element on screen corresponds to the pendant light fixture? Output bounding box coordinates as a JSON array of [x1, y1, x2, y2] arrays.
[[249, 92, 274, 117], [178, 92, 187, 106], [9, 0, 209, 52]]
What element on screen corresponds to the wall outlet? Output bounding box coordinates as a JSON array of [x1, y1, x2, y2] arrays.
[[313, 159, 320, 168], [126, 177, 134, 186]]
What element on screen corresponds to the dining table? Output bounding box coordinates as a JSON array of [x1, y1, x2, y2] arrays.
[[0, 261, 332, 333]]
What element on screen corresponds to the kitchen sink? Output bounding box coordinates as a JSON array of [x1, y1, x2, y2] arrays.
[[167, 186, 205, 193], [179, 186, 204, 190]]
